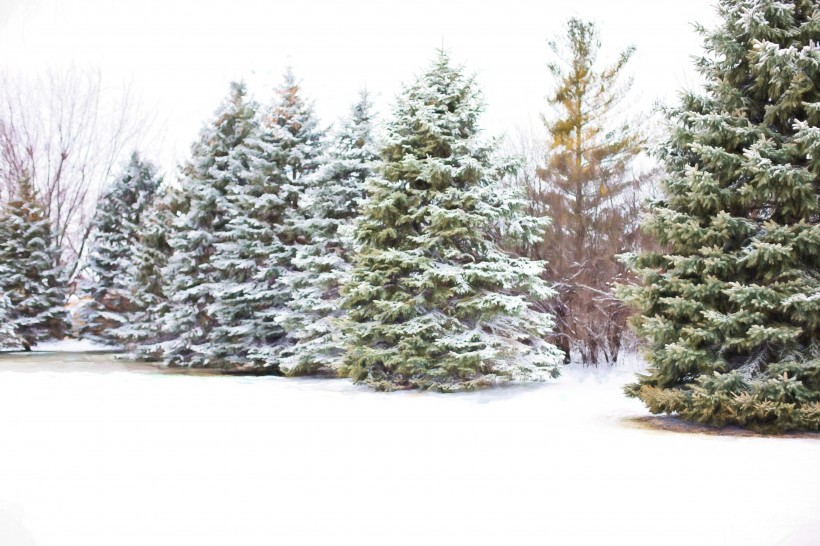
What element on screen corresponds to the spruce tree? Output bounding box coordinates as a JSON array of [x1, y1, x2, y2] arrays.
[[277, 90, 378, 376], [78, 153, 162, 345], [115, 184, 178, 358], [622, 0, 820, 432], [0, 175, 69, 346], [0, 293, 23, 350], [159, 81, 258, 367], [207, 69, 326, 371], [340, 52, 564, 392]]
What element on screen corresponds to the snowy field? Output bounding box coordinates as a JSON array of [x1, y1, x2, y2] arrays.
[[0, 351, 818, 546]]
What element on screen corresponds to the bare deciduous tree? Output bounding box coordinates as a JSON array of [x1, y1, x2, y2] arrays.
[[0, 67, 150, 278], [510, 19, 657, 366]]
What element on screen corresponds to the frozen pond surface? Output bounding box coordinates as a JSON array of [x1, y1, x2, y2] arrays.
[[0, 352, 818, 545]]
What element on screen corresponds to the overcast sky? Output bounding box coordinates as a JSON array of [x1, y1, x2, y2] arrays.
[[1, 0, 719, 174]]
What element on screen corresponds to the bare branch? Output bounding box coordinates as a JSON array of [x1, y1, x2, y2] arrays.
[[0, 66, 153, 276]]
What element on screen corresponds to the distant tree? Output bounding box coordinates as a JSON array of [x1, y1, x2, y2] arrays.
[[77, 153, 162, 345], [277, 89, 377, 376], [0, 174, 69, 346], [622, 0, 820, 432], [530, 18, 649, 365], [114, 183, 178, 358], [340, 52, 563, 392]]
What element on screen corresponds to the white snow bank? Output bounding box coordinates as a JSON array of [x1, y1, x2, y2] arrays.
[[560, 351, 649, 385], [0, 353, 816, 546], [32, 338, 119, 352]]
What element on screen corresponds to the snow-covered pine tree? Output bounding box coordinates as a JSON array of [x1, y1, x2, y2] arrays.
[[78, 153, 162, 345], [622, 0, 820, 432], [0, 175, 69, 346], [114, 184, 178, 359], [277, 90, 378, 376], [0, 292, 24, 350], [340, 52, 564, 392], [207, 69, 326, 371], [158, 81, 258, 367]]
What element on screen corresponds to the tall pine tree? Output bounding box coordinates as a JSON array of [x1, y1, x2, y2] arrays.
[[207, 69, 326, 371], [277, 90, 378, 376], [340, 52, 564, 392], [78, 153, 162, 345], [622, 0, 820, 432], [0, 175, 69, 346], [159, 81, 258, 367]]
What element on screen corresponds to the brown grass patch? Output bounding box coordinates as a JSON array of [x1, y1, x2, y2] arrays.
[[624, 415, 820, 439]]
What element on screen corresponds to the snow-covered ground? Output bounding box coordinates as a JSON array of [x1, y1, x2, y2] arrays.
[[30, 338, 119, 353], [0, 352, 817, 546]]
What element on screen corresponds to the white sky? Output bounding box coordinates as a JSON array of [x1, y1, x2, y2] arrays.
[[0, 0, 719, 175]]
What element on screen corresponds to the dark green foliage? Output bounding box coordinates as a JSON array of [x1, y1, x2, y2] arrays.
[[623, 0, 820, 432], [340, 52, 563, 392]]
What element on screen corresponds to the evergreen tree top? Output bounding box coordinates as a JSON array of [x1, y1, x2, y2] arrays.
[[357, 51, 537, 252], [355, 49, 551, 297], [655, 0, 819, 230], [183, 81, 258, 186], [256, 68, 325, 182], [338, 89, 377, 152], [692, 0, 819, 127], [385, 51, 484, 160], [12, 172, 36, 201], [308, 89, 378, 223], [5, 173, 45, 219], [86, 152, 162, 279], [98, 152, 162, 213], [270, 68, 323, 144]]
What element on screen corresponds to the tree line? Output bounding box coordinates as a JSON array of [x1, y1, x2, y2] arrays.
[[0, 1, 818, 432]]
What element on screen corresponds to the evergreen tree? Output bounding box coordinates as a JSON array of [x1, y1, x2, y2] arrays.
[[622, 0, 820, 432], [159, 81, 258, 367], [340, 52, 564, 392], [0, 175, 69, 346], [78, 153, 162, 345], [0, 292, 23, 350], [277, 90, 378, 376], [531, 18, 648, 365], [115, 184, 178, 358], [207, 69, 326, 370]]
